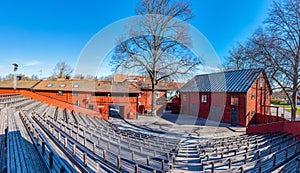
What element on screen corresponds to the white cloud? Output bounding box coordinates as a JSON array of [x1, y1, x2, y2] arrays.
[[197, 65, 223, 75], [24, 60, 43, 66]]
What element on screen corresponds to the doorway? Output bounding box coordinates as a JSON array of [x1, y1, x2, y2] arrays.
[[230, 107, 239, 126], [230, 95, 239, 126]]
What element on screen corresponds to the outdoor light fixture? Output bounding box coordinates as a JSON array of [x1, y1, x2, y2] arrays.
[[12, 63, 18, 90], [12, 63, 18, 72]]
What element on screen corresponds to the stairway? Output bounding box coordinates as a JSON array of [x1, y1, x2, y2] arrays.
[[171, 138, 202, 172]]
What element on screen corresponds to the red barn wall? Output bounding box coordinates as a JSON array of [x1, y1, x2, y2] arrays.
[[0, 89, 106, 119], [179, 72, 271, 127], [180, 92, 200, 116], [180, 91, 264, 126], [246, 73, 271, 125], [247, 121, 300, 140], [94, 97, 138, 119], [0, 89, 138, 120], [35, 91, 93, 109], [206, 92, 246, 126], [139, 90, 167, 114], [0, 89, 18, 94]]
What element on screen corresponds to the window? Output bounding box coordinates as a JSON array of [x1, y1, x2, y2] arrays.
[[260, 78, 263, 88], [73, 84, 79, 88], [156, 92, 160, 98], [76, 100, 80, 106], [230, 95, 239, 106], [46, 83, 53, 87], [182, 94, 187, 101], [201, 94, 207, 103], [251, 110, 255, 116], [251, 93, 255, 100], [72, 92, 79, 96], [88, 105, 94, 110], [60, 84, 66, 88], [57, 91, 63, 96]]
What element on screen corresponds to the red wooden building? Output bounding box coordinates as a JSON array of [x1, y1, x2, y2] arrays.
[[179, 69, 272, 126], [113, 74, 183, 114], [0, 75, 182, 119], [33, 79, 140, 119]]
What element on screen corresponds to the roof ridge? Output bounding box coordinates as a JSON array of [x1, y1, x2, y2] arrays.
[[195, 68, 263, 77]]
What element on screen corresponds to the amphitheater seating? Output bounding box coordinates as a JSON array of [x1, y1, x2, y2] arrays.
[[6, 107, 48, 173], [199, 133, 300, 172], [33, 105, 179, 172], [273, 154, 300, 172], [0, 93, 299, 173]]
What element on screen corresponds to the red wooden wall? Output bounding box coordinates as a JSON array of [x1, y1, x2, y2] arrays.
[[139, 90, 167, 114], [247, 121, 300, 140], [35, 91, 93, 109], [0, 89, 107, 120], [94, 97, 138, 119]]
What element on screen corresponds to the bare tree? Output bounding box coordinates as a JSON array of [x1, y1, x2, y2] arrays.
[[85, 74, 96, 80], [74, 74, 85, 79], [4, 73, 29, 80], [52, 61, 73, 79], [251, 0, 300, 121], [31, 75, 39, 80], [223, 43, 253, 70], [4, 73, 14, 80], [98, 75, 114, 81], [225, 0, 300, 120], [111, 0, 200, 116]]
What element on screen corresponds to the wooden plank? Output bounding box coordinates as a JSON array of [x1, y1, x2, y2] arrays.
[[10, 113, 20, 173], [11, 110, 27, 173], [16, 110, 44, 173]]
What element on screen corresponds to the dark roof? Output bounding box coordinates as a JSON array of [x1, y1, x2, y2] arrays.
[[34, 80, 140, 93], [180, 69, 263, 93]]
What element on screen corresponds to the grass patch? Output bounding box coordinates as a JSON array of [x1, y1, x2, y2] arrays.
[[274, 104, 300, 115], [285, 109, 300, 115]]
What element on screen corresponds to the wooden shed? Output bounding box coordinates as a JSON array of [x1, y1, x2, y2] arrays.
[[179, 69, 272, 126]]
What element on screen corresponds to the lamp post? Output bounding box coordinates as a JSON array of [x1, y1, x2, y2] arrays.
[[12, 63, 18, 90]]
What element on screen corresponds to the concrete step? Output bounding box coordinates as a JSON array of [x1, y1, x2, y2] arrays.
[[174, 158, 201, 164], [172, 139, 203, 172], [176, 153, 200, 157]]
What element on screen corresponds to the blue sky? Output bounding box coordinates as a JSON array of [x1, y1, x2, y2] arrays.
[[0, 0, 272, 78]]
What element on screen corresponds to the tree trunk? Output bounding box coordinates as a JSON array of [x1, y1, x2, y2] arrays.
[[151, 82, 157, 116], [291, 91, 297, 121]]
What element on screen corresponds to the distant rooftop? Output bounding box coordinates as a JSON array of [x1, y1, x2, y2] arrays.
[[0, 80, 40, 89]]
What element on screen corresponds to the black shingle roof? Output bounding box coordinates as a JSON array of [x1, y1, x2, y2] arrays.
[[179, 69, 263, 93]]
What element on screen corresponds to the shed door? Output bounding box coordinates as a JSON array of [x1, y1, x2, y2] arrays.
[[230, 95, 239, 126], [109, 105, 121, 118], [230, 107, 238, 126]]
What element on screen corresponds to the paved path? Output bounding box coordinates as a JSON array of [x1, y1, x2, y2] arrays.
[[119, 112, 246, 138], [110, 112, 246, 173], [270, 105, 300, 121]]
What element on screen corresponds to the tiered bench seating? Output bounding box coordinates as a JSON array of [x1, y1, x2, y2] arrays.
[[0, 94, 299, 173], [6, 107, 47, 173]]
